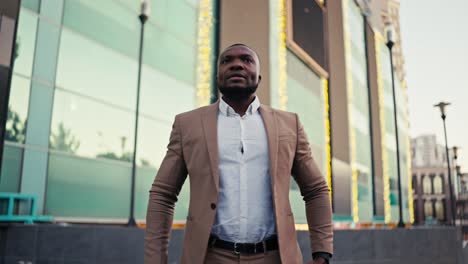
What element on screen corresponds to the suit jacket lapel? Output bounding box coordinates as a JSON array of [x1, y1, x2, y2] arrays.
[[259, 105, 278, 187], [202, 101, 220, 192]]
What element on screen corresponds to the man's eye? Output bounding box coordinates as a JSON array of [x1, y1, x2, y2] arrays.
[[243, 58, 253, 63]]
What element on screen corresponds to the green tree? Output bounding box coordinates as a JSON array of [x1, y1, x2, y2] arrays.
[[96, 151, 133, 162], [95, 152, 153, 166], [50, 122, 80, 153], [5, 106, 26, 143]]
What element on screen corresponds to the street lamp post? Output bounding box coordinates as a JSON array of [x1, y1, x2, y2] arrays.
[[453, 146, 460, 195], [434, 102, 456, 226], [385, 23, 405, 228], [128, 0, 150, 227], [456, 165, 461, 224]]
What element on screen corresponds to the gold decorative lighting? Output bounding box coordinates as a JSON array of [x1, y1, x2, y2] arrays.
[[278, 0, 288, 110], [322, 78, 332, 196], [196, 0, 214, 107]]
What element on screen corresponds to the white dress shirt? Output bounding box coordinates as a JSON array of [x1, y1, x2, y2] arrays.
[[210, 96, 276, 243]]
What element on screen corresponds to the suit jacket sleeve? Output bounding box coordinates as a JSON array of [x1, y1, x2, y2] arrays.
[[291, 114, 333, 255], [145, 115, 188, 264]]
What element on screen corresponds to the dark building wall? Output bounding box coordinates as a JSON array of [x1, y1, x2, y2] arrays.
[[326, 0, 352, 217], [0, 225, 465, 264]]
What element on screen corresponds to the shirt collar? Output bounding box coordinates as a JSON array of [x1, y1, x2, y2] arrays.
[[219, 96, 261, 117]]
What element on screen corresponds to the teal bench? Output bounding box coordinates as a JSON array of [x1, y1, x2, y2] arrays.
[[0, 192, 53, 224]]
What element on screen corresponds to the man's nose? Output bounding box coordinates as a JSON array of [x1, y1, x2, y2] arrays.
[[229, 60, 244, 70]]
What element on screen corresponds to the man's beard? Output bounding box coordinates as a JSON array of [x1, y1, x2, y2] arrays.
[[218, 84, 258, 101]]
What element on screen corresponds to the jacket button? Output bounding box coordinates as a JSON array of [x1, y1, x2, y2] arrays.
[[210, 203, 216, 210]]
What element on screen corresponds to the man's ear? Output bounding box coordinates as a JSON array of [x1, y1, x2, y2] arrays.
[[258, 74, 262, 84]]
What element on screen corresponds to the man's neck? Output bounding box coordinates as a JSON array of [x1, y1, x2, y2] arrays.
[[222, 95, 256, 116]]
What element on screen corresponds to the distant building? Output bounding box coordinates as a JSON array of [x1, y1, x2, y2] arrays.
[[411, 135, 454, 224]]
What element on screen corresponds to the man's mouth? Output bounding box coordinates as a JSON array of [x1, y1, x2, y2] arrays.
[[227, 74, 246, 81]]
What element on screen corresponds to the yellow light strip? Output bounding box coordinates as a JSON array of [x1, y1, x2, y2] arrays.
[[196, 0, 214, 107], [343, 0, 359, 223], [278, 0, 288, 110], [322, 78, 332, 197], [375, 32, 392, 223]]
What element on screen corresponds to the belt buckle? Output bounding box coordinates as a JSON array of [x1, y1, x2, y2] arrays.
[[234, 242, 240, 255]]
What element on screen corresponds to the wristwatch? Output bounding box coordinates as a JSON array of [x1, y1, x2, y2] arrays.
[[312, 252, 331, 264]]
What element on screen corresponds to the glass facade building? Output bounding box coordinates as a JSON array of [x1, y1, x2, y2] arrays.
[[1, 0, 413, 226], [2, 0, 216, 222]]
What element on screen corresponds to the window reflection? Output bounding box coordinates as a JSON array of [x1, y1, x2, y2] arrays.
[[50, 89, 135, 161], [137, 116, 172, 168], [140, 65, 195, 123], [287, 52, 324, 147], [13, 8, 38, 77], [62, 0, 139, 59], [5, 75, 31, 144], [56, 28, 137, 110]]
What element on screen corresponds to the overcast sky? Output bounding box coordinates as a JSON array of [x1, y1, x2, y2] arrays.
[[400, 0, 468, 170]]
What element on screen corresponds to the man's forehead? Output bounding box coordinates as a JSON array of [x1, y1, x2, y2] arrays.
[[220, 45, 258, 58]]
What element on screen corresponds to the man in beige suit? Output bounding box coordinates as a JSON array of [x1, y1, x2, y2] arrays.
[[145, 44, 333, 264]]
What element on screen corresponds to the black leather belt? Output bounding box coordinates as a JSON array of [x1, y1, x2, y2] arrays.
[[208, 235, 279, 255]]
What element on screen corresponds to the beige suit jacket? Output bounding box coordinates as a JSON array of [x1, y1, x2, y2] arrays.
[[145, 101, 333, 264]]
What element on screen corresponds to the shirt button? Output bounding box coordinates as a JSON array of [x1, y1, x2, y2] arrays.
[[211, 203, 216, 210]]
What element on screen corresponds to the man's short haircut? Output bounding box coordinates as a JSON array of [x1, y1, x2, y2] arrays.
[[220, 43, 259, 59]]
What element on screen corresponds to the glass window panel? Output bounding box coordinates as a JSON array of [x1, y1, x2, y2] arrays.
[[13, 9, 38, 77], [183, 0, 198, 8], [116, 0, 140, 13], [385, 108, 396, 134], [355, 129, 372, 167], [143, 24, 195, 85], [286, 51, 322, 98], [46, 152, 131, 218], [62, 0, 139, 59], [166, 0, 197, 44], [50, 89, 135, 161], [135, 167, 157, 219], [289, 188, 306, 224], [5, 75, 30, 144], [287, 78, 324, 146], [134, 166, 190, 221], [56, 29, 138, 109], [0, 144, 23, 192], [140, 65, 195, 123], [286, 51, 326, 224], [21, 0, 41, 13], [352, 78, 370, 116], [136, 117, 172, 168]]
